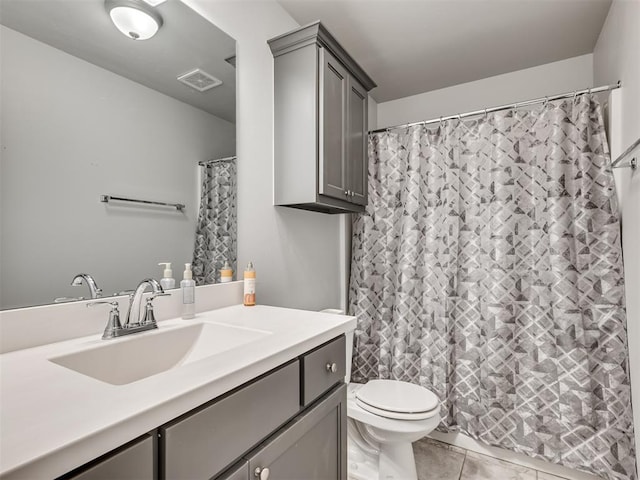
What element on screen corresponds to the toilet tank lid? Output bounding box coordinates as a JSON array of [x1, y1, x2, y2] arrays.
[[356, 379, 439, 414]]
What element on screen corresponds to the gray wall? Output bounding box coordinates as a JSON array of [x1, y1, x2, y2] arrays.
[[184, 0, 344, 312], [0, 26, 235, 309], [375, 54, 594, 129], [593, 0, 640, 458]]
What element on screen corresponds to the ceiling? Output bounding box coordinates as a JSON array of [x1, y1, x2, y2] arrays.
[[0, 0, 236, 122], [277, 0, 613, 103]]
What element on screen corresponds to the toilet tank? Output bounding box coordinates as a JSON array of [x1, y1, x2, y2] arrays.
[[320, 309, 354, 383]]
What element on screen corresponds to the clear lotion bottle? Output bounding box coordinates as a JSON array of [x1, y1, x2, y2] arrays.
[[181, 263, 196, 319]]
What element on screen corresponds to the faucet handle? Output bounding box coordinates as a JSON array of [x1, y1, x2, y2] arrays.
[[54, 296, 85, 303], [87, 300, 118, 307], [87, 301, 123, 339], [141, 293, 170, 326], [149, 292, 171, 301], [114, 290, 134, 296]]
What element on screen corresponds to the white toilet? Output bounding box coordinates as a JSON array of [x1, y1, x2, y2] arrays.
[[344, 331, 441, 480]]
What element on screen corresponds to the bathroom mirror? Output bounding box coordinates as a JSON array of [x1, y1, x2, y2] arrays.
[[0, 0, 236, 310]]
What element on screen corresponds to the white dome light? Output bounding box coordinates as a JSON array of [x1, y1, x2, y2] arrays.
[[105, 0, 163, 41]]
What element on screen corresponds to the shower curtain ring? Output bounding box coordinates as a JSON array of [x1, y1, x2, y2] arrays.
[[439, 116, 443, 127], [484, 109, 488, 118]]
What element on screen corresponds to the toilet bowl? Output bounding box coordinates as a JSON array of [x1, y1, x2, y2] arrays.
[[346, 380, 440, 480], [319, 311, 441, 480]]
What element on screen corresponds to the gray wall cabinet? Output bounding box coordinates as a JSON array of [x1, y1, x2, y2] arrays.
[[57, 336, 347, 480], [269, 22, 376, 214]]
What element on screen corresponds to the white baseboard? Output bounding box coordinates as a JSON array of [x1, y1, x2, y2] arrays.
[[429, 431, 602, 480]]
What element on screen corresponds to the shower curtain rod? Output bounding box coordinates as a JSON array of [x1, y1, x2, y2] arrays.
[[198, 155, 237, 166], [369, 81, 621, 135]]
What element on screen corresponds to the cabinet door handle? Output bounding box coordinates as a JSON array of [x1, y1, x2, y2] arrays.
[[254, 466, 270, 480], [326, 362, 338, 373]]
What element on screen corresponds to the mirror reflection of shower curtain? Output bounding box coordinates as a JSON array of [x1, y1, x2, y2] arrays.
[[193, 158, 237, 284]]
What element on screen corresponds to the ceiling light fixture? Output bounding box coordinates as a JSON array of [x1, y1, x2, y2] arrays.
[[105, 0, 163, 41]]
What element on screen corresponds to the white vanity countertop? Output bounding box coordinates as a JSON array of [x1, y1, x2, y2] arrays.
[[0, 305, 357, 479]]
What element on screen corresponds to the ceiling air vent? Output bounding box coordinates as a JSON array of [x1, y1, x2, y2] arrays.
[[177, 69, 222, 92]]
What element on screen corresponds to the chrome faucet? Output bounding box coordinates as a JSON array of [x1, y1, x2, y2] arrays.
[[71, 273, 102, 299], [88, 278, 169, 340], [126, 278, 164, 326]]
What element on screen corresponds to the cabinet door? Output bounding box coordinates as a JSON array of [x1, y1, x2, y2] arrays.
[[247, 385, 347, 480], [216, 462, 249, 480], [319, 47, 348, 202], [347, 77, 368, 206], [61, 434, 155, 480]]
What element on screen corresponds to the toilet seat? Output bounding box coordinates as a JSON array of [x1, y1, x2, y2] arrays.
[[355, 380, 439, 420], [347, 384, 438, 434]]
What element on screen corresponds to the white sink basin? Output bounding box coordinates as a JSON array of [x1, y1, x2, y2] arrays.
[[49, 322, 271, 385]]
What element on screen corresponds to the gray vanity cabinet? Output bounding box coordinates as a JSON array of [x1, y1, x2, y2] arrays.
[[58, 336, 347, 480], [269, 21, 376, 214]]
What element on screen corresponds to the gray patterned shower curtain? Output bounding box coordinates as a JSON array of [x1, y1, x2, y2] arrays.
[[192, 159, 237, 284], [349, 95, 635, 479]]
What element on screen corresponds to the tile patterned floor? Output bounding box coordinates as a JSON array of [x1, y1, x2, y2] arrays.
[[413, 438, 591, 480]]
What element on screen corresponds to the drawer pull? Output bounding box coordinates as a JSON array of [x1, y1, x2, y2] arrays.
[[326, 362, 338, 373], [254, 467, 270, 480]]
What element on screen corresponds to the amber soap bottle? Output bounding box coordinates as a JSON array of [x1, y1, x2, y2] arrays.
[[243, 262, 256, 306]]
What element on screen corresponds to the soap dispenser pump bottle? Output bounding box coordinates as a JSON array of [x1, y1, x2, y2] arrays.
[[158, 262, 176, 290], [181, 263, 195, 319], [220, 260, 233, 283]]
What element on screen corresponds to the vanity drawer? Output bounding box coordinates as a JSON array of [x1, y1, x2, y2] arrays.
[[301, 335, 345, 406], [60, 434, 155, 480], [161, 361, 300, 480]]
